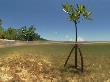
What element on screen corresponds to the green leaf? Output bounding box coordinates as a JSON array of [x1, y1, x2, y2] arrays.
[[63, 2, 72, 14], [63, 1, 92, 22], [83, 11, 92, 20]]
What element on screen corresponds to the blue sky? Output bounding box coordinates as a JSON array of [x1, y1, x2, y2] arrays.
[[0, 0, 110, 41]]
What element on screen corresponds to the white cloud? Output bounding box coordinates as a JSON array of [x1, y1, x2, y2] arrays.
[[77, 36, 85, 41], [65, 35, 69, 38], [65, 35, 74, 41], [69, 38, 73, 41], [65, 36, 85, 41], [54, 32, 58, 35]]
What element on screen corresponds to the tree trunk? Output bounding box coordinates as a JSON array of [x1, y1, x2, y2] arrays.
[[74, 21, 78, 68]]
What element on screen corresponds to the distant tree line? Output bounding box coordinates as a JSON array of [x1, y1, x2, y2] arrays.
[[0, 19, 46, 41]]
